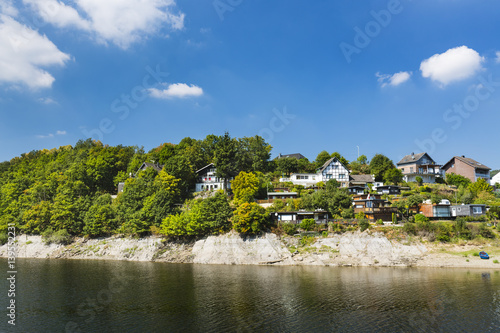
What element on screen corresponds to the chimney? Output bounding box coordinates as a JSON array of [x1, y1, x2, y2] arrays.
[[462, 155, 465, 158], [411, 152, 415, 159]]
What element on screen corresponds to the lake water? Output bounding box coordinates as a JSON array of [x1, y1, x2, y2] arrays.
[[1, 258, 500, 332]]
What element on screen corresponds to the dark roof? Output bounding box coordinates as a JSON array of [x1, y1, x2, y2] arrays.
[[397, 152, 435, 165], [349, 174, 374, 183], [274, 153, 307, 160], [318, 157, 349, 173], [137, 162, 163, 173], [377, 185, 400, 189], [196, 163, 215, 174], [442, 156, 491, 171]]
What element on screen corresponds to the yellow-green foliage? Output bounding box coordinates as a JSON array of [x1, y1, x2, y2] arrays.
[[231, 171, 260, 204], [232, 202, 268, 234]]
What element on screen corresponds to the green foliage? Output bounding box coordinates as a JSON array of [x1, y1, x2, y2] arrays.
[[468, 178, 493, 195], [330, 152, 349, 167], [376, 219, 384, 225], [355, 211, 365, 220], [0, 232, 7, 245], [232, 171, 260, 204], [392, 213, 397, 224], [299, 218, 316, 231], [403, 222, 416, 235], [341, 207, 354, 219], [383, 168, 403, 185], [161, 191, 233, 237], [358, 218, 370, 232], [232, 202, 268, 234], [315, 151, 331, 167], [42, 228, 73, 245], [414, 214, 429, 223], [83, 194, 116, 237], [275, 157, 298, 176], [300, 235, 315, 246], [478, 222, 495, 239], [282, 223, 297, 235], [415, 176, 423, 185], [369, 154, 394, 182], [446, 173, 471, 188]]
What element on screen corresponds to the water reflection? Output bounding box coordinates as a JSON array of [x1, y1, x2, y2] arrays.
[[1, 259, 499, 332]]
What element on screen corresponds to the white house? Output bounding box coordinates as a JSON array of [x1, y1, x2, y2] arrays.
[[195, 163, 231, 192], [279, 157, 350, 187], [491, 173, 500, 186]]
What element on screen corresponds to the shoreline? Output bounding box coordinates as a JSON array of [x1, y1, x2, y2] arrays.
[[1, 232, 500, 269]]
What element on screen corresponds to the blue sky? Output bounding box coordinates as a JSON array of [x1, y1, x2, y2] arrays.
[[1, 0, 499, 169]]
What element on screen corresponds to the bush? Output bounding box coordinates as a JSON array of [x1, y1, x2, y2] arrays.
[[359, 218, 370, 232], [376, 219, 384, 225], [414, 214, 429, 223], [42, 228, 73, 245], [282, 223, 298, 235], [322, 231, 329, 238], [392, 213, 398, 225], [0, 232, 7, 245], [478, 222, 495, 239], [355, 212, 365, 220], [300, 218, 316, 231], [300, 235, 315, 246], [403, 222, 417, 235], [328, 222, 344, 233]]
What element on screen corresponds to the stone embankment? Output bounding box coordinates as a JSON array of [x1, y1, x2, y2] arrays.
[[1, 231, 498, 268]]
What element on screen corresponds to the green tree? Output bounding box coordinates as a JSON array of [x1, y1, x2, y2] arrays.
[[330, 152, 349, 167], [232, 202, 268, 234], [275, 157, 299, 176], [369, 154, 394, 182], [315, 150, 331, 167], [446, 173, 471, 188], [213, 132, 239, 191], [415, 176, 423, 186], [232, 171, 260, 204], [83, 194, 116, 237], [383, 168, 403, 185], [468, 178, 493, 196]]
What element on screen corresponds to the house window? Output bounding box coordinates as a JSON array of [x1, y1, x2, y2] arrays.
[[326, 174, 332, 179], [214, 185, 218, 189], [473, 206, 482, 214], [410, 167, 414, 173]]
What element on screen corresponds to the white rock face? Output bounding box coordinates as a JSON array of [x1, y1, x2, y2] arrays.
[[0, 231, 427, 267], [192, 232, 294, 265]]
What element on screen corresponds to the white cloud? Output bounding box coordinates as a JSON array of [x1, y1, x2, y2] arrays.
[[23, 0, 185, 49], [420, 46, 484, 86], [0, 0, 18, 17], [38, 97, 58, 104], [376, 71, 411, 87], [36, 129, 66, 139], [23, 0, 91, 30], [149, 83, 204, 99], [36, 133, 54, 139], [496, 51, 500, 63], [0, 14, 71, 88]]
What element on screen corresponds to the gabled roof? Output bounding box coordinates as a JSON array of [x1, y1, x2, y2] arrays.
[[137, 162, 163, 173], [318, 157, 349, 173], [442, 156, 491, 171], [274, 153, 307, 160], [397, 152, 435, 165], [349, 174, 374, 183], [196, 163, 215, 174]]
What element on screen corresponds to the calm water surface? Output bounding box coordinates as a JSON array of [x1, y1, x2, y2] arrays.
[[1, 258, 500, 332]]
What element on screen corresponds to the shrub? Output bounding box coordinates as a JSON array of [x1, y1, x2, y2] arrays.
[[328, 222, 344, 233], [300, 235, 315, 246], [322, 231, 329, 238], [283, 223, 298, 235], [0, 232, 7, 245], [300, 218, 316, 231], [376, 219, 384, 225], [42, 228, 73, 245], [359, 218, 370, 232], [414, 214, 429, 223], [403, 222, 417, 235], [478, 222, 495, 239], [392, 213, 398, 225], [494, 259, 499, 264], [355, 211, 366, 220]]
